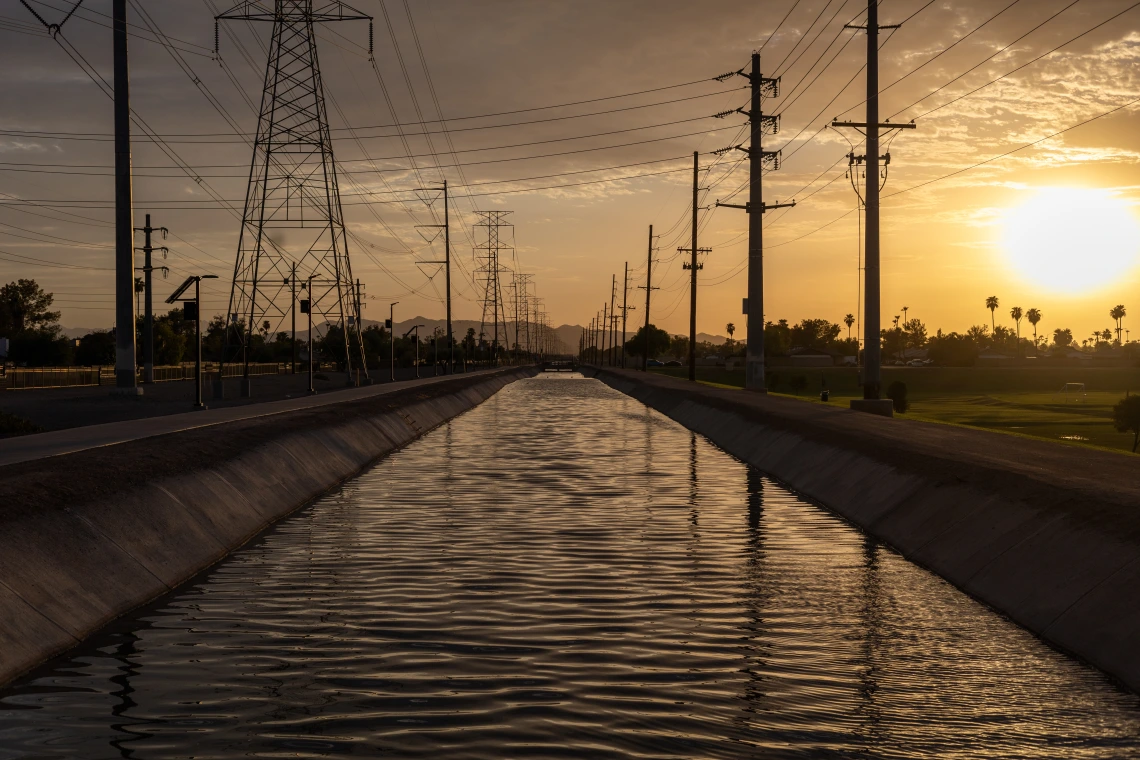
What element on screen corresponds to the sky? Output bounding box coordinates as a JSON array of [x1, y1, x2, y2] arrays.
[[4, 0, 1140, 349]]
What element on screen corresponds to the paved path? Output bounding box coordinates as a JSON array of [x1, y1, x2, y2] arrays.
[[0, 370, 497, 468]]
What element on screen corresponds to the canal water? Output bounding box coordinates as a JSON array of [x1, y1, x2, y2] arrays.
[[2, 374, 1139, 758]]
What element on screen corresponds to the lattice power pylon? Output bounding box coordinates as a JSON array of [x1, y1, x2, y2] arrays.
[[474, 211, 513, 364], [216, 1, 371, 380]]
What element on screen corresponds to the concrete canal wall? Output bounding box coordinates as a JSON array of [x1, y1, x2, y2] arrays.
[[592, 368, 1140, 694], [0, 368, 533, 686]]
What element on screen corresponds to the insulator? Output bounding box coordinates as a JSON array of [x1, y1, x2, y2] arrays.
[[214, 22, 219, 57]]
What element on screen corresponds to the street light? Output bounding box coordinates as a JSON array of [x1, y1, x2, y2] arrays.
[[404, 324, 425, 379], [166, 274, 218, 409]]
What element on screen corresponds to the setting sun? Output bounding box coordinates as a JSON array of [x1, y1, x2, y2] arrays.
[[1002, 188, 1140, 294]]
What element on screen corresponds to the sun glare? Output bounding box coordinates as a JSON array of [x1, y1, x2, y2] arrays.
[[1002, 188, 1140, 293]]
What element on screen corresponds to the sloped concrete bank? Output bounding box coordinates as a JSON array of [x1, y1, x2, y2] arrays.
[[591, 368, 1140, 693], [0, 367, 533, 686]]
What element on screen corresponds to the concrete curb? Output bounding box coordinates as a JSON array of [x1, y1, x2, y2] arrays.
[[0, 367, 534, 687], [590, 367, 1140, 693]]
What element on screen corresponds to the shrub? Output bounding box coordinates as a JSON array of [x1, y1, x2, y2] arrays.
[[1112, 394, 1140, 452], [0, 411, 42, 438], [789, 375, 808, 395], [887, 380, 909, 413]]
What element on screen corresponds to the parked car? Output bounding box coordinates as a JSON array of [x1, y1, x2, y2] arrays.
[[647, 359, 664, 367], [664, 360, 682, 367]]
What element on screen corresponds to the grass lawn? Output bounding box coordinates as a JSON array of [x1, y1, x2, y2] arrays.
[[647, 366, 1140, 455]]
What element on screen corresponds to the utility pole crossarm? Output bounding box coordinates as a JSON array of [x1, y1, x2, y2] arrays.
[[831, 120, 916, 130], [215, 1, 371, 21], [715, 199, 795, 214]]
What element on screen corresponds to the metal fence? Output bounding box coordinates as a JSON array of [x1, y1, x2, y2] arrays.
[[0, 362, 337, 390]]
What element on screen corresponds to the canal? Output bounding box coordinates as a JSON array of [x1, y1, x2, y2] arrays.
[[1, 374, 1138, 758]]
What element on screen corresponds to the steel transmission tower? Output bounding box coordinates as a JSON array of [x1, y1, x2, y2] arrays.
[[474, 211, 513, 365], [216, 1, 371, 387]]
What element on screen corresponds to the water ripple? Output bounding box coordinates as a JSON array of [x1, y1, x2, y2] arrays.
[[1, 374, 1138, 758]]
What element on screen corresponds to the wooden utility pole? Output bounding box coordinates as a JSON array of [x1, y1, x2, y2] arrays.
[[832, 0, 916, 404], [680, 152, 711, 382], [134, 214, 168, 384], [639, 225, 657, 371], [608, 274, 617, 366], [716, 53, 793, 392], [620, 261, 631, 368], [601, 302, 609, 367]]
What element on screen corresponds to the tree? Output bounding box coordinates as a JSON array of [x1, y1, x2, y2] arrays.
[[887, 380, 909, 413], [725, 322, 735, 348], [928, 332, 978, 367], [788, 375, 808, 395], [625, 324, 671, 358], [1113, 394, 1140, 452], [1111, 304, 1126, 344], [986, 295, 999, 335], [1026, 308, 1042, 351], [966, 324, 989, 347], [764, 319, 791, 357], [134, 276, 144, 316], [790, 318, 841, 349], [74, 330, 116, 365], [1010, 306, 1023, 357], [901, 306, 909, 324], [1053, 327, 1073, 348], [1102, 328, 1114, 347], [881, 327, 906, 360], [844, 313, 855, 339], [0, 279, 60, 337], [903, 318, 927, 350], [992, 324, 1012, 352], [668, 333, 689, 359]]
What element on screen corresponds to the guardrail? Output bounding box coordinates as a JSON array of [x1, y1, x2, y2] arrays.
[[0, 362, 338, 390]]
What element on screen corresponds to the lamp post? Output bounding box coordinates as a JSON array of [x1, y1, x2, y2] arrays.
[[166, 274, 217, 409], [405, 324, 424, 379]]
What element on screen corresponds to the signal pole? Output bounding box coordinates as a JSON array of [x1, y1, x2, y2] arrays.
[[638, 225, 658, 371], [134, 214, 168, 384], [832, 0, 916, 405], [716, 53, 794, 392], [680, 152, 711, 381]]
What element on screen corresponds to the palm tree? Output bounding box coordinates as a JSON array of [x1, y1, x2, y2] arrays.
[[986, 295, 999, 334], [725, 322, 735, 348], [1010, 306, 1023, 357], [1103, 328, 1113, 345], [844, 313, 855, 339], [901, 305, 909, 324], [1026, 308, 1041, 352], [1110, 304, 1126, 344], [1053, 327, 1073, 348]]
